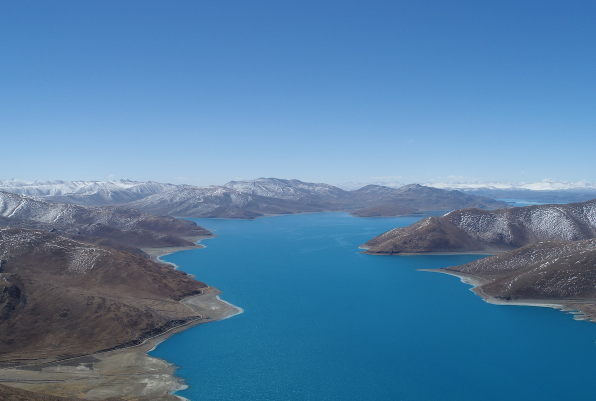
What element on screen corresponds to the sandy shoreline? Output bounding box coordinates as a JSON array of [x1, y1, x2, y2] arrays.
[[0, 238, 241, 401], [422, 268, 596, 322]]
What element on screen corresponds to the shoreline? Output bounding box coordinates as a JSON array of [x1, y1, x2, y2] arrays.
[[422, 268, 595, 322], [0, 237, 241, 401], [363, 250, 502, 256], [142, 235, 215, 267]]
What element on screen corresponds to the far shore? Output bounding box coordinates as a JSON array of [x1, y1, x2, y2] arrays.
[[0, 236, 241, 401], [422, 268, 596, 323]]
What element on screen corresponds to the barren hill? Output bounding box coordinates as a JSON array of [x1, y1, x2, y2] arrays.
[[0, 227, 207, 363]]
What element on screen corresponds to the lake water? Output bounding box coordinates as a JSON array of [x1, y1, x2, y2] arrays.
[[151, 213, 596, 401], [498, 199, 566, 207]]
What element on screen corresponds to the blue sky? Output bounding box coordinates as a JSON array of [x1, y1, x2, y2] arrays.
[[1, 1, 595, 186]]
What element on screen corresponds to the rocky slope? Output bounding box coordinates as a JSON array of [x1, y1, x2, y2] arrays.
[[0, 227, 206, 363], [442, 239, 596, 301], [0, 191, 211, 250], [432, 239, 596, 322], [364, 200, 596, 254]]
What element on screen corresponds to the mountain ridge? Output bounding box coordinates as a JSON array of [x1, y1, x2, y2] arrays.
[[0, 178, 509, 219], [0, 190, 211, 251], [364, 199, 596, 254], [126, 178, 509, 218]]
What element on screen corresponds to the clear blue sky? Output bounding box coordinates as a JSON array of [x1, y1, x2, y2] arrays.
[[1, 1, 595, 186]]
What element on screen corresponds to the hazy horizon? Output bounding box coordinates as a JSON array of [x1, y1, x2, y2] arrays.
[[2, 175, 596, 191]]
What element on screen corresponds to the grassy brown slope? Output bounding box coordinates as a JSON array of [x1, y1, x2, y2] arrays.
[[363, 216, 485, 254], [0, 227, 206, 363]]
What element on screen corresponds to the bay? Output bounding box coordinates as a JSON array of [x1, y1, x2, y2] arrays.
[[151, 212, 596, 401]]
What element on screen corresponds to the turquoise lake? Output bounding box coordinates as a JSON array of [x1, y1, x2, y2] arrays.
[[151, 213, 596, 400]]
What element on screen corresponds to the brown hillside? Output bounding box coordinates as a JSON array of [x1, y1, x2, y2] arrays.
[[0, 227, 206, 363]]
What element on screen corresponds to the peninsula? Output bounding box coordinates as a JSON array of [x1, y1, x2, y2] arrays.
[[428, 239, 596, 322], [363, 199, 596, 323]]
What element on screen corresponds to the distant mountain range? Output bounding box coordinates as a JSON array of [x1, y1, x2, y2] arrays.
[[0, 179, 176, 206], [338, 179, 596, 203], [428, 179, 596, 203], [428, 179, 596, 191], [0, 178, 509, 218]]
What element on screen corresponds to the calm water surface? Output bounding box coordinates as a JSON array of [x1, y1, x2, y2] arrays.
[[151, 213, 596, 401]]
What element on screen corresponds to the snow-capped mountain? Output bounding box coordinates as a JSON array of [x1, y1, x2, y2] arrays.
[[224, 178, 346, 200], [0, 190, 210, 248], [0, 177, 509, 219], [0, 179, 177, 206]]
